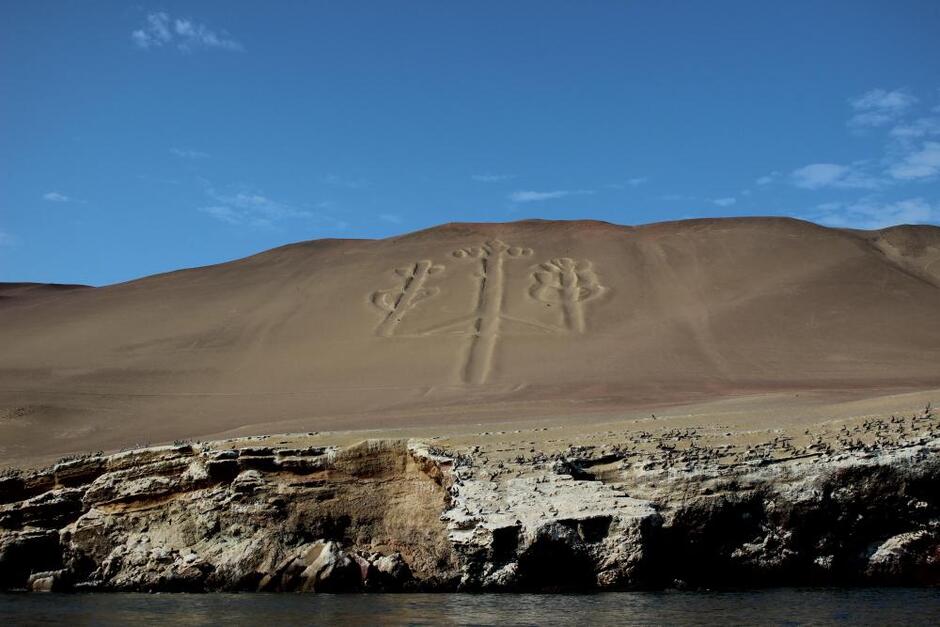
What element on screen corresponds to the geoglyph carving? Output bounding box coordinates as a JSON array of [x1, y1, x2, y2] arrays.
[[371, 260, 445, 337], [370, 242, 607, 384], [530, 258, 606, 333], [451, 240, 533, 384]]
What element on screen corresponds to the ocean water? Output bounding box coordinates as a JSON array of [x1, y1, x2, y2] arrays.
[[2, 589, 939, 626]]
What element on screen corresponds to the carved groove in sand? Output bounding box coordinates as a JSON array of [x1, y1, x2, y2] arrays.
[[369, 241, 607, 384], [371, 260, 445, 337], [529, 258, 607, 333], [452, 240, 533, 384]]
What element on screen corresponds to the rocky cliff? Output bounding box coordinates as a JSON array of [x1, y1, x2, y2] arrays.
[[1, 406, 938, 592]]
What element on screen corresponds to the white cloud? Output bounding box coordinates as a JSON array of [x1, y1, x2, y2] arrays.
[[848, 88, 917, 128], [133, 12, 242, 52], [850, 112, 896, 128], [472, 174, 515, 182], [887, 141, 940, 180], [712, 197, 736, 207], [42, 191, 73, 202], [200, 187, 311, 227], [378, 213, 402, 224], [198, 205, 243, 225], [791, 163, 881, 190], [510, 190, 567, 202], [509, 189, 595, 203], [812, 197, 937, 229], [322, 174, 369, 189], [757, 88, 938, 197], [851, 89, 917, 111], [0, 230, 14, 247], [606, 177, 648, 190], [132, 13, 172, 48], [199, 186, 348, 229], [792, 164, 847, 188], [220, 192, 306, 218], [755, 171, 780, 185], [889, 117, 940, 139], [170, 147, 209, 159]]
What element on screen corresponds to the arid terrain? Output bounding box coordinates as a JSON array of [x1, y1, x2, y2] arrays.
[[2, 217, 940, 467], [2, 217, 940, 591]]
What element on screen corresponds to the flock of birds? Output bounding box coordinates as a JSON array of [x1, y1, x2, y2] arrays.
[[444, 404, 937, 485]]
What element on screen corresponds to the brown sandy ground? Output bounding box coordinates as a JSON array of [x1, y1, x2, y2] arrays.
[[2, 218, 940, 465]]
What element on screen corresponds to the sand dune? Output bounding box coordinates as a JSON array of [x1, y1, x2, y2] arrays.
[[2, 217, 940, 464]]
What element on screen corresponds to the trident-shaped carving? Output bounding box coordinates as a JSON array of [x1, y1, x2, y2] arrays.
[[371, 260, 444, 337], [368, 240, 608, 386], [452, 240, 532, 384], [530, 258, 606, 333]]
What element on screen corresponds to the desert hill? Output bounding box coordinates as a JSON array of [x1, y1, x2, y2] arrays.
[[0, 282, 90, 303], [2, 217, 940, 464]]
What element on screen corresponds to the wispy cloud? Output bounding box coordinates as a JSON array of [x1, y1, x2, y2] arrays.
[[42, 191, 73, 203], [758, 90, 933, 196], [197, 183, 349, 230], [712, 197, 737, 207], [198, 205, 243, 225], [132, 12, 242, 52], [794, 89, 940, 189], [848, 88, 917, 128], [170, 147, 209, 159], [42, 191, 86, 204], [606, 177, 649, 189], [889, 117, 940, 139], [791, 163, 881, 190], [199, 186, 311, 227], [811, 197, 937, 229], [887, 141, 940, 180], [755, 171, 780, 185], [322, 174, 369, 189], [471, 174, 515, 183], [378, 213, 403, 224], [509, 189, 595, 203], [0, 230, 14, 247]]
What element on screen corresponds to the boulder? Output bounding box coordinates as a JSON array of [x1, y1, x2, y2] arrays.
[[27, 569, 67, 592], [369, 552, 413, 590], [866, 530, 940, 585], [299, 541, 362, 592]]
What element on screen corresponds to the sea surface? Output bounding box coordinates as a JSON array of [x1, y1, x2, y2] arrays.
[[2, 589, 939, 626]]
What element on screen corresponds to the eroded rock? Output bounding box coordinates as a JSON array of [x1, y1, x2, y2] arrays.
[[0, 428, 938, 592]]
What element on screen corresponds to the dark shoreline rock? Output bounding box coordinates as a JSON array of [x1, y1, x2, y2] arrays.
[[0, 431, 938, 592]]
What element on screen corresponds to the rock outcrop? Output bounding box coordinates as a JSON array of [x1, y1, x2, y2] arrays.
[[1, 440, 458, 592], [1, 408, 938, 592]]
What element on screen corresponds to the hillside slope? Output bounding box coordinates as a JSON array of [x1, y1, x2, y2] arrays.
[[2, 217, 939, 462]]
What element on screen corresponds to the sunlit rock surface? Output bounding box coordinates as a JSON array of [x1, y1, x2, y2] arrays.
[[1, 406, 938, 591]]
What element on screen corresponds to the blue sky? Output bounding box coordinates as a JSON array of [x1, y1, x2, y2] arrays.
[[2, 1, 939, 286]]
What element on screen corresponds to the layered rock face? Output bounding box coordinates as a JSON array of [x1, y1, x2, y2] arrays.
[[0, 440, 458, 592], [1, 412, 938, 592]]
